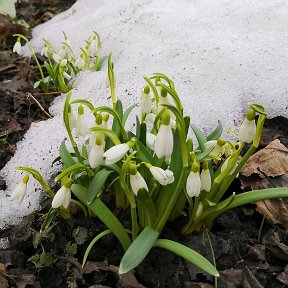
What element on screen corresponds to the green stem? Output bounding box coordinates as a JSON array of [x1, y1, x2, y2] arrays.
[[131, 207, 139, 241]]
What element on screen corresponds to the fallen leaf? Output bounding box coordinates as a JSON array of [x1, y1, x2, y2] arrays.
[[241, 139, 288, 178], [244, 245, 269, 270], [277, 264, 288, 284], [0, 263, 8, 288]]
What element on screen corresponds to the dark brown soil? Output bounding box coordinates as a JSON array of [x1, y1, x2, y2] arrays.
[[0, 1, 288, 288]]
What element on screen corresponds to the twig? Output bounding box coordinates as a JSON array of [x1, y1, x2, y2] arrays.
[[26, 92, 53, 119], [33, 91, 61, 97]]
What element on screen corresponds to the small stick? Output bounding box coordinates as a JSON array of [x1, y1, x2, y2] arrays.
[[26, 92, 53, 119], [33, 91, 61, 96]]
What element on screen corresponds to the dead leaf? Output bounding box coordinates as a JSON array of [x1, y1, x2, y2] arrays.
[[244, 245, 269, 270], [241, 139, 288, 178], [11, 273, 35, 288], [0, 263, 8, 288], [277, 264, 288, 284]]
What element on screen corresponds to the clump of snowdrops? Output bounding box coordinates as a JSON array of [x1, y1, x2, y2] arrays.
[[11, 58, 288, 276], [13, 31, 106, 93]]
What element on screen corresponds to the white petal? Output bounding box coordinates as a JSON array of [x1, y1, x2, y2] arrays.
[[62, 188, 71, 209], [10, 182, 27, 204], [103, 143, 129, 165], [238, 118, 256, 143], [186, 171, 201, 197], [52, 54, 61, 63], [130, 172, 148, 196], [200, 169, 211, 192], [63, 71, 72, 81], [140, 92, 152, 114], [154, 124, 173, 158], [146, 132, 156, 150], [89, 144, 104, 168], [75, 114, 87, 137], [68, 111, 76, 129], [13, 42, 22, 54], [52, 186, 68, 208]]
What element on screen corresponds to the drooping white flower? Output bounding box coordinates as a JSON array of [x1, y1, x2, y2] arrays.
[[41, 45, 49, 57], [205, 138, 226, 158], [60, 59, 67, 67], [63, 71, 72, 81], [130, 171, 148, 196], [200, 162, 211, 192], [52, 53, 61, 63], [9, 175, 29, 204], [149, 166, 174, 185], [103, 143, 130, 165], [89, 142, 104, 169], [154, 111, 173, 158], [13, 39, 22, 55], [140, 86, 152, 115], [52, 179, 72, 209], [75, 105, 87, 137], [238, 118, 256, 143], [186, 163, 201, 197]]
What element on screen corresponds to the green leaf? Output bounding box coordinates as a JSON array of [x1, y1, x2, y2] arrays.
[[136, 189, 157, 228], [207, 121, 223, 141], [60, 138, 76, 167], [44, 61, 54, 78], [191, 124, 207, 152], [119, 226, 159, 274], [87, 169, 114, 204], [154, 239, 219, 277], [82, 229, 112, 267], [54, 163, 94, 182], [40, 208, 56, 233], [72, 184, 131, 251], [123, 104, 136, 126]]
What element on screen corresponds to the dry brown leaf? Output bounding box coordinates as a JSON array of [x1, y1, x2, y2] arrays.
[[0, 263, 8, 288], [277, 264, 288, 284], [241, 139, 288, 177]]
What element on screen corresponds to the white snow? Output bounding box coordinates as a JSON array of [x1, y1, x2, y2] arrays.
[[1, 0, 288, 228]]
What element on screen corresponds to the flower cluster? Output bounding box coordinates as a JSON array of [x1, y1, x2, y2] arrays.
[[13, 32, 105, 93], [12, 70, 288, 278]]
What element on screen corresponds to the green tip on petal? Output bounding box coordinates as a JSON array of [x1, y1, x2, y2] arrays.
[[22, 175, 29, 184], [128, 164, 137, 176], [78, 105, 85, 115], [246, 108, 255, 121], [202, 161, 209, 170], [161, 110, 170, 125], [192, 162, 200, 173], [144, 85, 150, 94], [217, 138, 226, 146], [160, 88, 167, 98], [63, 178, 73, 188]]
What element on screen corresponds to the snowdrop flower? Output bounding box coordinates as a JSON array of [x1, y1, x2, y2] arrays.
[[75, 55, 85, 69], [41, 45, 49, 57], [52, 178, 72, 209], [146, 132, 156, 150], [145, 113, 156, 124], [149, 166, 174, 185], [75, 105, 87, 137], [200, 162, 211, 192], [238, 109, 256, 143], [9, 175, 29, 204], [221, 156, 239, 177], [103, 143, 130, 165], [52, 53, 61, 63], [140, 86, 152, 115], [186, 162, 201, 197], [129, 166, 148, 196], [13, 38, 22, 55], [89, 113, 105, 150], [60, 59, 67, 67], [63, 71, 72, 81], [158, 89, 176, 124], [154, 111, 174, 158], [205, 138, 226, 158], [68, 104, 76, 130], [89, 136, 104, 169]]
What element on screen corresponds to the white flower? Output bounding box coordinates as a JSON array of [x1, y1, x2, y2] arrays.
[[41, 46, 49, 57], [145, 113, 156, 124], [75, 105, 87, 137], [9, 175, 29, 204], [52, 53, 61, 63], [140, 91, 152, 115], [238, 118, 256, 143], [52, 180, 72, 209], [154, 124, 173, 158], [186, 171, 201, 197], [103, 143, 129, 165], [149, 166, 174, 185], [63, 71, 72, 81], [13, 40, 22, 55], [200, 168, 211, 192], [130, 171, 148, 196], [205, 139, 226, 157], [146, 132, 156, 150], [89, 143, 104, 168], [68, 110, 76, 130], [60, 59, 67, 67]]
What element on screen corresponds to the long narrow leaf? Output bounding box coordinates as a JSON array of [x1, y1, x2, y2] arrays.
[[206, 121, 223, 141], [154, 239, 219, 277], [119, 226, 159, 274]]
